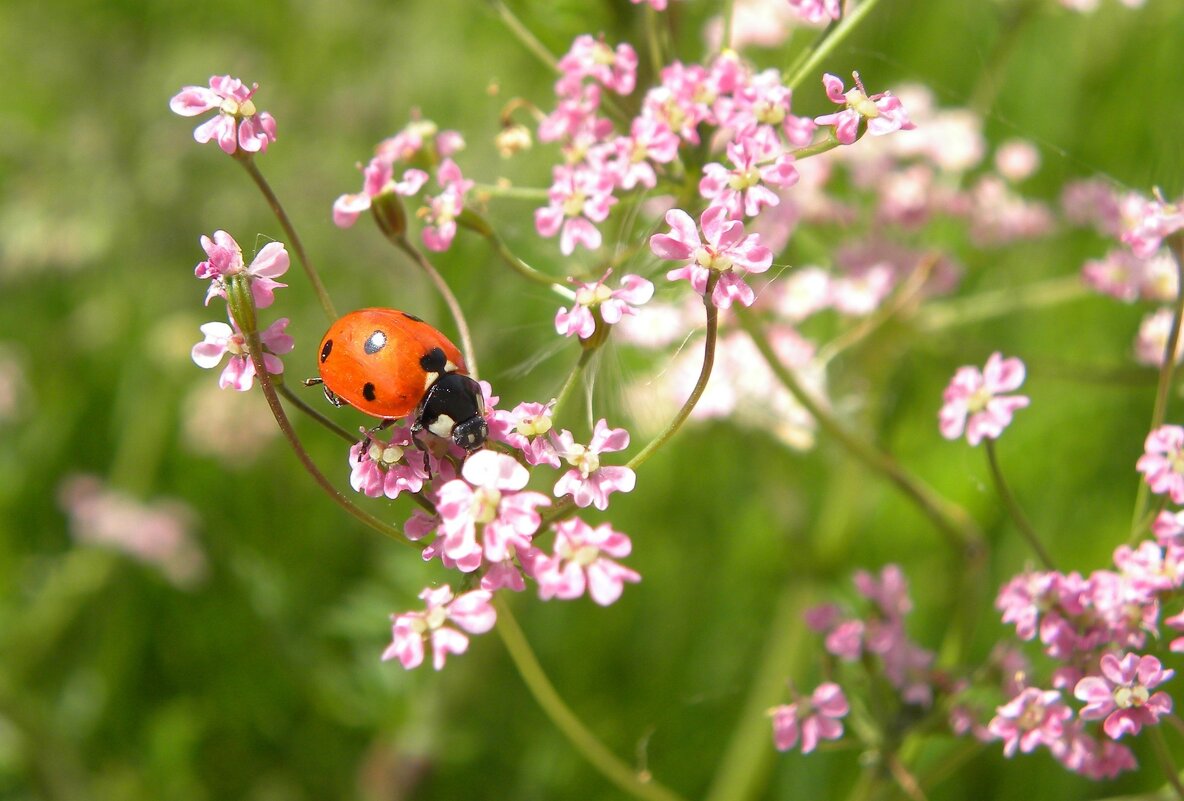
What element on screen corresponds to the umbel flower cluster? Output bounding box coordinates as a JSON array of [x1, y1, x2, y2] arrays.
[[166, 0, 1184, 794]]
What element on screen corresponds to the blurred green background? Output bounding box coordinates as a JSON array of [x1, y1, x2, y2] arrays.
[[3, 0, 1184, 799]]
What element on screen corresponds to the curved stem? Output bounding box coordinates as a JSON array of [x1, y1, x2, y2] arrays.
[[967, 0, 1041, 116], [719, 0, 735, 54], [733, 307, 983, 556], [984, 439, 1055, 570], [391, 234, 479, 379], [783, 0, 886, 91], [552, 347, 598, 424], [494, 597, 686, 801], [914, 275, 1087, 333], [234, 154, 337, 323], [627, 273, 721, 472], [472, 183, 550, 201], [276, 381, 357, 444], [488, 0, 558, 72], [463, 212, 576, 298], [1132, 233, 1184, 537]]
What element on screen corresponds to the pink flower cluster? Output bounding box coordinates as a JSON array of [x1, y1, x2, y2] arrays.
[[170, 75, 277, 155], [332, 117, 472, 251], [769, 683, 849, 754], [188, 230, 295, 391], [938, 352, 1029, 446]]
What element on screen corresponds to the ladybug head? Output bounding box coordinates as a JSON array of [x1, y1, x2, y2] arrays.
[[415, 373, 489, 454], [452, 414, 489, 452]]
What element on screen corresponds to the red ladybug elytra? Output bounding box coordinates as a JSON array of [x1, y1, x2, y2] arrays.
[[311, 308, 488, 452]]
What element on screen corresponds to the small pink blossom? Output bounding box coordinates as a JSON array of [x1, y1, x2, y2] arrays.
[[556, 35, 638, 97], [699, 137, 798, 219], [1134, 308, 1184, 366], [493, 400, 561, 467], [191, 317, 293, 392], [332, 158, 429, 228], [995, 139, 1040, 182], [987, 688, 1073, 757], [1082, 249, 1177, 304], [348, 426, 428, 500], [535, 518, 641, 605], [169, 75, 277, 155], [938, 352, 1029, 445], [1120, 191, 1184, 259], [596, 117, 680, 190], [382, 585, 497, 670], [420, 159, 473, 251], [1074, 652, 1174, 739], [787, 0, 841, 25], [650, 205, 773, 308], [552, 419, 637, 510], [770, 683, 849, 753], [1136, 425, 1184, 504], [814, 72, 914, 146], [535, 164, 617, 255], [556, 271, 655, 340], [194, 230, 289, 309], [434, 450, 551, 572], [630, 0, 668, 9]]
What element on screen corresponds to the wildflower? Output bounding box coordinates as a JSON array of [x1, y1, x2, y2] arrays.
[[535, 518, 641, 605], [194, 230, 288, 309], [493, 400, 561, 467], [1074, 652, 1174, 739], [332, 158, 428, 228], [987, 688, 1073, 757], [787, 0, 841, 24], [420, 159, 473, 251], [348, 425, 428, 500], [1134, 308, 1184, 366], [699, 137, 798, 219], [814, 72, 914, 145], [535, 164, 617, 255], [770, 683, 849, 753], [169, 75, 277, 155], [191, 317, 293, 392], [556, 35, 638, 97], [382, 585, 496, 670], [938, 352, 1029, 445], [434, 450, 551, 572], [1136, 425, 1184, 504], [552, 419, 637, 510], [650, 205, 772, 308], [555, 271, 655, 340]]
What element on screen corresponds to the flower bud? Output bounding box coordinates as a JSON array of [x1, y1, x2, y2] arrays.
[[371, 190, 408, 239]]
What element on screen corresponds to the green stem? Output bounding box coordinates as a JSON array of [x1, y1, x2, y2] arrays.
[[783, 0, 886, 91], [733, 307, 983, 556], [464, 212, 575, 297], [967, 0, 1041, 116], [1132, 233, 1184, 537], [552, 347, 598, 424], [276, 381, 357, 444], [229, 284, 412, 548], [627, 273, 721, 472], [1150, 726, 1184, 801], [643, 4, 664, 79], [494, 598, 686, 801], [391, 234, 479, 379], [913, 275, 1087, 333], [235, 153, 337, 323], [984, 439, 1055, 570], [719, 0, 735, 53], [472, 182, 550, 200], [704, 582, 816, 801], [488, 0, 557, 70]]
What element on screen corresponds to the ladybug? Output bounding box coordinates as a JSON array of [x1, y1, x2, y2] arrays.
[[310, 308, 488, 452]]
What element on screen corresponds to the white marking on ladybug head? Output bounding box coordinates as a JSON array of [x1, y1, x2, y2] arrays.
[[444, 359, 459, 373], [422, 371, 440, 391], [428, 414, 456, 439]]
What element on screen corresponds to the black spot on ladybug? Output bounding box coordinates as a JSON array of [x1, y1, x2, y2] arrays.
[[362, 382, 377, 402], [401, 311, 425, 323], [320, 339, 334, 363], [419, 347, 447, 373], [364, 330, 387, 354]]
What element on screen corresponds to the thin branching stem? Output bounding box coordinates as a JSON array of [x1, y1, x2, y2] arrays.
[[984, 439, 1055, 570], [783, 0, 886, 91], [276, 382, 357, 444], [235, 153, 337, 323], [1150, 726, 1184, 801], [494, 597, 686, 801], [391, 234, 479, 379]]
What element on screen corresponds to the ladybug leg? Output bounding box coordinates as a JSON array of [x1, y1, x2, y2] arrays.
[[303, 377, 348, 408], [357, 418, 396, 463]]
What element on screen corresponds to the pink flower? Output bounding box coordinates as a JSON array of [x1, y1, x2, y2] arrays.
[[535, 164, 617, 255], [332, 158, 429, 228], [650, 205, 773, 308], [434, 450, 551, 573], [699, 137, 798, 219], [535, 518, 641, 605], [938, 352, 1029, 445], [814, 72, 914, 146], [493, 400, 561, 467], [596, 117, 680, 190], [987, 688, 1073, 757], [770, 683, 849, 753], [556, 271, 655, 340], [1134, 308, 1184, 366], [787, 0, 841, 24], [556, 35, 638, 97], [382, 585, 497, 670], [1082, 249, 1177, 304], [1121, 191, 1184, 259], [1074, 652, 1174, 739], [630, 0, 668, 9], [348, 426, 428, 500], [421, 159, 474, 251], [191, 317, 293, 391], [169, 75, 277, 155], [1136, 425, 1184, 503], [194, 230, 289, 309], [552, 419, 637, 510]]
